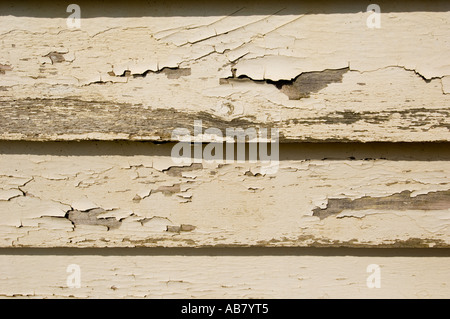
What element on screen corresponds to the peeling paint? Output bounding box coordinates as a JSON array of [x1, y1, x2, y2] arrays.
[[0, 2, 449, 249], [66, 209, 122, 230], [0, 64, 13, 74], [163, 163, 203, 177], [0, 4, 448, 142], [313, 190, 450, 220], [43, 52, 66, 64], [222, 68, 349, 100], [0, 141, 447, 247]]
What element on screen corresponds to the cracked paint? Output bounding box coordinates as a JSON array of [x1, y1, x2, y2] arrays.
[[0, 3, 449, 142], [66, 208, 122, 230], [222, 68, 349, 100], [0, 1, 448, 248], [0, 142, 447, 247], [43, 52, 66, 64], [1, 253, 449, 298], [0, 1, 449, 300]]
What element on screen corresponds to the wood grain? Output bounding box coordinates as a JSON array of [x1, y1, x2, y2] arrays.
[[0, 1, 449, 142], [0, 0, 449, 299]]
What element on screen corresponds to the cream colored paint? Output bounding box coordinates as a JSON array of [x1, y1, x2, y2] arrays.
[[0, 252, 448, 298], [0, 143, 448, 248], [0, 1, 449, 141], [0, 0, 449, 299]]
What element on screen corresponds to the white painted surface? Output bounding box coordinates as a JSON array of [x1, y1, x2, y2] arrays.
[[0, 143, 448, 248], [0, 0, 449, 299], [0, 1, 449, 141], [0, 252, 448, 298]]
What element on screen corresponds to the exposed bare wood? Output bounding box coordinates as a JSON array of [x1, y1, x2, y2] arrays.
[[0, 0, 449, 300], [0, 1, 449, 142], [0, 142, 448, 248]]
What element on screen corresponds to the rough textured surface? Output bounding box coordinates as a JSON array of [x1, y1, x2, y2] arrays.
[[0, 142, 448, 248], [0, 0, 449, 142], [0, 0, 449, 299], [0, 249, 449, 298]]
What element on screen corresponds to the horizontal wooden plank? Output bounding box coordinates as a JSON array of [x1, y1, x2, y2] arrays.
[[0, 1, 449, 142], [1, 250, 449, 298], [0, 142, 449, 248]]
